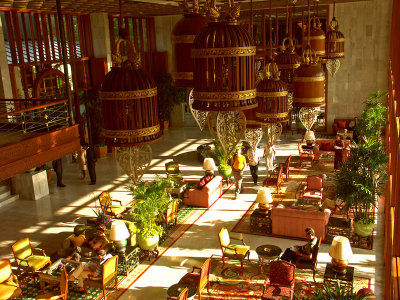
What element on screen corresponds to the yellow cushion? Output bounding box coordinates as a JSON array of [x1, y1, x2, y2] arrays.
[[0, 282, 22, 299], [0, 263, 12, 283], [20, 255, 50, 272], [223, 244, 250, 260], [109, 206, 126, 216], [70, 234, 86, 248]]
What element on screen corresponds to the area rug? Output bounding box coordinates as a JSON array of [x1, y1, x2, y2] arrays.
[[203, 256, 371, 299]]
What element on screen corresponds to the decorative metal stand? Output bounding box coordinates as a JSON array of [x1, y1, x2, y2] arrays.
[[187, 88, 208, 131], [262, 123, 283, 146], [245, 128, 263, 151]]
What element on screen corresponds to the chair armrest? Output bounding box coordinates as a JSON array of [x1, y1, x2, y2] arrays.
[[32, 247, 47, 256], [222, 245, 238, 254], [190, 265, 202, 273], [111, 199, 123, 205], [230, 235, 246, 245], [296, 254, 312, 264]]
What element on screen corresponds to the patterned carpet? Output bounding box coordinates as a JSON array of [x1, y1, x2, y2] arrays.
[[203, 256, 370, 299]]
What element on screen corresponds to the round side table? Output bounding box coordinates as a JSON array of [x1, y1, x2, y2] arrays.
[[256, 244, 282, 274], [167, 283, 197, 299]]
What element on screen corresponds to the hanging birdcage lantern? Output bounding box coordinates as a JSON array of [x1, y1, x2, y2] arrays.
[[325, 1, 344, 76], [191, 0, 256, 111], [302, 16, 326, 58], [256, 63, 289, 124], [172, 1, 208, 88], [275, 38, 301, 92], [100, 38, 160, 147]]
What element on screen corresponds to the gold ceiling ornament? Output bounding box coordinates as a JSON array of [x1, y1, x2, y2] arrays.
[[187, 88, 208, 131], [326, 58, 341, 76], [112, 38, 141, 69], [216, 111, 246, 160], [245, 128, 263, 151], [262, 123, 283, 146], [115, 145, 152, 186], [204, 0, 220, 21], [299, 107, 317, 131], [287, 91, 293, 112]]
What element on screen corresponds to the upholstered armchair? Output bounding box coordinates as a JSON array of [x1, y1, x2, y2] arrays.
[[165, 161, 184, 184], [280, 155, 292, 181], [167, 287, 188, 300], [179, 258, 211, 300], [218, 227, 250, 270], [261, 260, 296, 300], [11, 237, 51, 280], [84, 255, 118, 300], [263, 166, 284, 193], [302, 175, 324, 201], [295, 238, 322, 282], [0, 259, 23, 299], [36, 269, 68, 300], [298, 143, 314, 166], [98, 191, 127, 217]]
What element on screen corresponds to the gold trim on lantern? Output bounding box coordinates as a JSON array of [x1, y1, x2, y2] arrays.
[[314, 50, 326, 55], [256, 112, 289, 118], [294, 76, 325, 82], [99, 88, 157, 100], [328, 38, 345, 42], [246, 119, 262, 125], [293, 97, 325, 103], [326, 52, 345, 57], [303, 36, 326, 40], [193, 89, 256, 101], [257, 91, 288, 97], [172, 72, 194, 80], [192, 46, 256, 58], [276, 64, 301, 69], [103, 125, 160, 138], [172, 34, 197, 43]]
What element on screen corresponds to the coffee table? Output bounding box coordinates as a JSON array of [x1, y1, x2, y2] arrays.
[[291, 197, 321, 210], [167, 282, 197, 299], [256, 244, 282, 274], [39, 258, 80, 289]]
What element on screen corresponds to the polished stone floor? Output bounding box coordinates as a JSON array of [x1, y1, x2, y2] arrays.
[[0, 126, 383, 299]]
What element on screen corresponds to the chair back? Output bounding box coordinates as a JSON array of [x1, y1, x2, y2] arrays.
[[166, 199, 178, 222], [311, 238, 322, 264], [99, 192, 112, 213], [59, 269, 68, 298], [218, 227, 231, 249], [103, 255, 118, 284], [307, 175, 323, 190], [269, 260, 296, 286], [276, 166, 283, 185], [0, 260, 13, 283], [165, 162, 180, 176], [12, 237, 32, 262], [298, 143, 303, 154], [199, 258, 212, 291], [177, 287, 188, 300]]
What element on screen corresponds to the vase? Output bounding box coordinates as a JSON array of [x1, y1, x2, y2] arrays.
[[138, 235, 159, 250], [353, 220, 374, 237]]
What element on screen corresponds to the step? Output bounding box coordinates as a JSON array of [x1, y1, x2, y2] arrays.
[[0, 190, 11, 201], [0, 194, 18, 208]]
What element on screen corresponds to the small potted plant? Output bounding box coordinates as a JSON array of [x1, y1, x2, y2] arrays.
[[208, 141, 243, 180]]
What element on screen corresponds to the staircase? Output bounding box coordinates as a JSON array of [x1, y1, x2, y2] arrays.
[[0, 184, 19, 208]]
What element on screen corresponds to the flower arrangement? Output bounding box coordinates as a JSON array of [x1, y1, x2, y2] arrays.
[[91, 207, 112, 227]]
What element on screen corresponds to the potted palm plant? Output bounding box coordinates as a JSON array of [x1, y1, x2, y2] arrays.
[[127, 177, 173, 250], [209, 141, 233, 180]]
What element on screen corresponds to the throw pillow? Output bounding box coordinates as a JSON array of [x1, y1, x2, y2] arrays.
[[197, 178, 206, 190], [70, 234, 86, 248], [320, 142, 331, 151], [337, 120, 347, 129]]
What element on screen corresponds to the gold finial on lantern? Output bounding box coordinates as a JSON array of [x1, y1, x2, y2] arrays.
[[178, 0, 190, 13], [205, 0, 220, 21], [193, 0, 199, 14], [225, 0, 240, 21], [113, 38, 141, 69]]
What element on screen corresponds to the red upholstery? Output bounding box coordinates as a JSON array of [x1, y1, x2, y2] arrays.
[[262, 286, 292, 299], [262, 260, 295, 300], [313, 139, 351, 161], [302, 175, 324, 201], [184, 176, 222, 208]]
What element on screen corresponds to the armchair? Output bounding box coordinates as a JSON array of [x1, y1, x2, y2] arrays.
[[179, 258, 211, 300], [165, 161, 184, 184], [298, 143, 314, 166], [165, 199, 178, 231], [84, 255, 118, 300], [261, 260, 296, 300], [36, 269, 68, 300], [295, 238, 321, 282], [11, 237, 51, 280], [167, 287, 188, 300], [280, 155, 292, 181], [98, 192, 127, 217], [302, 175, 324, 201], [218, 227, 250, 270], [0, 259, 22, 299], [263, 166, 283, 193]]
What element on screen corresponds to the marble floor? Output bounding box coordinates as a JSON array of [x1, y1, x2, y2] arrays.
[[0, 126, 383, 299]]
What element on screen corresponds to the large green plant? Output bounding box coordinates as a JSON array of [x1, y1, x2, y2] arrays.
[[209, 141, 242, 168], [127, 177, 174, 239], [295, 282, 365, 299]]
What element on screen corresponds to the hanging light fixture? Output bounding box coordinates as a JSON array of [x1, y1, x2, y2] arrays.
[[325, 0, 344, 76], [302, 0, 326, 59], [100, 2, 159, 185]]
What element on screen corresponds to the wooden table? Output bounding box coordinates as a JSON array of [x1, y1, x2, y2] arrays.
[[167, 282, 197, 299], [38, 258, 80, 289], [256, 244, 282, 274], [250, 209, 272, 234], [170, 182, 187, 199]]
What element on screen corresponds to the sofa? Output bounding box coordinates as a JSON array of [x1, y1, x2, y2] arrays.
[[332, 118, 356, 135], [313, 138, 351, 161], [270, 207, 331, 240], [184, 175, 223, 208]]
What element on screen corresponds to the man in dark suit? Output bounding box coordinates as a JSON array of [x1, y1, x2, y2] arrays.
[[83, 143, 97, 185], [52, 158, 66, 187]]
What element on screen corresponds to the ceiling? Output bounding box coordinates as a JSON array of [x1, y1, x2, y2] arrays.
[[0, 0, 371, 16]]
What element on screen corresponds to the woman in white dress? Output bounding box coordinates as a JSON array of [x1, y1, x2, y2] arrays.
[[265, 142, 276, 177]]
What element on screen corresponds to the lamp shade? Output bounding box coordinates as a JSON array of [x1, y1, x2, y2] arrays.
[[304, 130, 316, 142], [203, 158, 217, 171], [109, 220, 130, 241], [329, 236, 353, 260], [256, 187, 273, 204]]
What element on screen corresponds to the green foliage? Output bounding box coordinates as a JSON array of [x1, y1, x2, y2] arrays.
[[127, 177, 174, 239], [155, 73, 187, 121], [295, 282, 364, 299], [209, 141, 242, 167]]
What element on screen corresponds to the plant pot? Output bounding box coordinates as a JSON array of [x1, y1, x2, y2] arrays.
[[138, 235, 159, 250], [94, 146, 107, 158], [218, 165, 232, 179], [353, 220, 374, 237]]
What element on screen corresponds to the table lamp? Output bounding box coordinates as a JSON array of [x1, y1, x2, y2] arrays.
[[256, 187, 273, 212], [304, 130, 316, 146], [109, 220, 130, 254], [203, 158, 217, 176], [329, 236, 353, 274]]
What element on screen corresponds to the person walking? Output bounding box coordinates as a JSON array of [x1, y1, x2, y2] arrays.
[[77, 144, 87, 180], [52, 158, 66, 187], [247, 146, 265, 185], [334, 135, 345, 170], [231, 148, 246, 198], [83, 143, 97, 185], [265, 142, 276, 177]]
